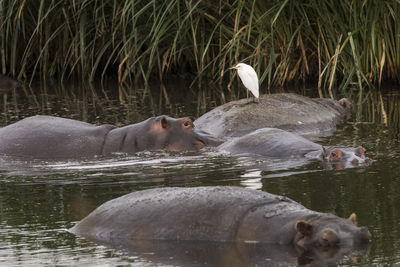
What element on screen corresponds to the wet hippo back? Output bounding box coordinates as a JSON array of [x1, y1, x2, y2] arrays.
[[218, 128, 322, 158], [194, 93, 350, 138], [0, 115, 114, 159], [69, 186, 304, 242]]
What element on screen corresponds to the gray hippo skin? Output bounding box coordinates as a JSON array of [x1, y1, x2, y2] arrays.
[[0, 115, 221, 159], [194, 93, 351, 138], [69, 187, 371, 252], [218, 128, 372, 168]]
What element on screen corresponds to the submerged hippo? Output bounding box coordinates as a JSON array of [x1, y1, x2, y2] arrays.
[[0, 115, 221, 160], [69, 186, 371, 253], [194, 93, 352, 138], [218, 128, 372, 168]]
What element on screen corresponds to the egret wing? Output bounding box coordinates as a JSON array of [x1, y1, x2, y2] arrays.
[[238, 67, 259, 98]]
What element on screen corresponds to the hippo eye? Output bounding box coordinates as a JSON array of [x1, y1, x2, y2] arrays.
[[183, 120, 193, 128]]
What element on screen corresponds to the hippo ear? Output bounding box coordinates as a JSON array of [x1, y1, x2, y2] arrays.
[[296, 220, 313, 236], [348, 213, 358, 226], [355, 146, 366, 157], [161, 117, 169, 129], [322, 147, 328, 159]]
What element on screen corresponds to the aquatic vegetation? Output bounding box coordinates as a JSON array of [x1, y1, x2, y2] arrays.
[[0, 0, 399, 97]]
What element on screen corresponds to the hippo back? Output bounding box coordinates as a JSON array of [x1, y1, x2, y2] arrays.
[[69, 186, 303, 242], [194, 93, 350, 138], [218, 128, 322, 158], [0, 115, 115, 159]]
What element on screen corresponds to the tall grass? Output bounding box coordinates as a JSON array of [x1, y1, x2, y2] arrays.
[[0, 0, 399, 98]]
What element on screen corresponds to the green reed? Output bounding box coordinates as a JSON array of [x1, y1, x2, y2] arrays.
[[0, 0, 399, 98]]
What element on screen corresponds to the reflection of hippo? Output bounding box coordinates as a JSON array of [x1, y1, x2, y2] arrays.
[[194, 93, 351, 138], [0, 115, 221, 160], [218, 128, 372, 169], [91, 235, 368, 267], [69, 187, 371, 253]]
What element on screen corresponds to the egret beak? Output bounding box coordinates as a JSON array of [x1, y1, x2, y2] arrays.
[[230, 65, 238, 70]]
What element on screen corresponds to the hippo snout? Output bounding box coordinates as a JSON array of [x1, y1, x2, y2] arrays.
[[194, 129, 224, 147], [351, 156, 373, 166], [194, 139, 206, 150], [359, 227, 371, 243], [363, 157, 373, 165]]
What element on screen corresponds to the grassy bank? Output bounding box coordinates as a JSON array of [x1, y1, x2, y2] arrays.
[[0, 0, 399, 97]]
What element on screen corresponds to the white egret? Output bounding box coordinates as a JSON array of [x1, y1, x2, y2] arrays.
[[231, 63, 259, 102]]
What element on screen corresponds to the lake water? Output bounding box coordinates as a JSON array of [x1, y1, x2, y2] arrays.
[[0, 85, 399, 266]]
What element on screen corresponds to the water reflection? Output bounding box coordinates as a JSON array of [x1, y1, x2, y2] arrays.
[[0, 149, 332, 181], [85, 238, 369, 267], [0, 222, 148, 266], [240, 170, 262, 189], [0, 81, 224, 126]]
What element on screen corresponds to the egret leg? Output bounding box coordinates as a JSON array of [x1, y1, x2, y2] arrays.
[[245, 97, 254, 104]]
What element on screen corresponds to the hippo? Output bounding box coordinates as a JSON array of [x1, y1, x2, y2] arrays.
[[0, 115, 221, 160], [69, 186, 371, 258], [217, 128, 372, 169], [194, 93, 352, 138]]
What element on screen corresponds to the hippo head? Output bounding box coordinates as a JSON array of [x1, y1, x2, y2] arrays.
[[322, 146, 372, 169], [294, 213, 371, 252], [146, 116, 222, 152]]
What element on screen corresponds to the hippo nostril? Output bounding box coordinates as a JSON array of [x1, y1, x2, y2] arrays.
[[351, 158, 359, 165], [194, 139, 206, 150], [358, 227, 371, 243], [363, 229, 371, 242]]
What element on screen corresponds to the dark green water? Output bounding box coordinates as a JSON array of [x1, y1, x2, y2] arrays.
[[0, 86, 399, 266]]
